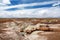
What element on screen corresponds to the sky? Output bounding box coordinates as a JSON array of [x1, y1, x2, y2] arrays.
[[0, 0, 60, 18]]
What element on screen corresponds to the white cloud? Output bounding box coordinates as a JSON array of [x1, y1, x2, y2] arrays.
[[0, 7, 60, 18], [52, 1, 60, 7], [2, 0, 10, 4], [0, 0, 58, 10], [0, 0, 60, 18]]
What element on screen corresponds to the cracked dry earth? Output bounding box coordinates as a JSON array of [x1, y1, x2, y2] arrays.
[[0, 19, 60, 40]]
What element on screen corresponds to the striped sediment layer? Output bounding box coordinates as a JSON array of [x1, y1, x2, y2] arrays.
[[0, 18, 60, 40]]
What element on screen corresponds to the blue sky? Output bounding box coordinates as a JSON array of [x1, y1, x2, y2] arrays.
[[5, 0, 60, 10], [10, 0, 52, 5], [0, 0, 60, 18]]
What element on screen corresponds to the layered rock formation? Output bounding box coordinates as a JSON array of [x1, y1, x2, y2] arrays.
[[0, 18, 60, 40]]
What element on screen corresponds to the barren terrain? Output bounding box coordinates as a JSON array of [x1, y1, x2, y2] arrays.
[[0, 18, 60, 40]]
